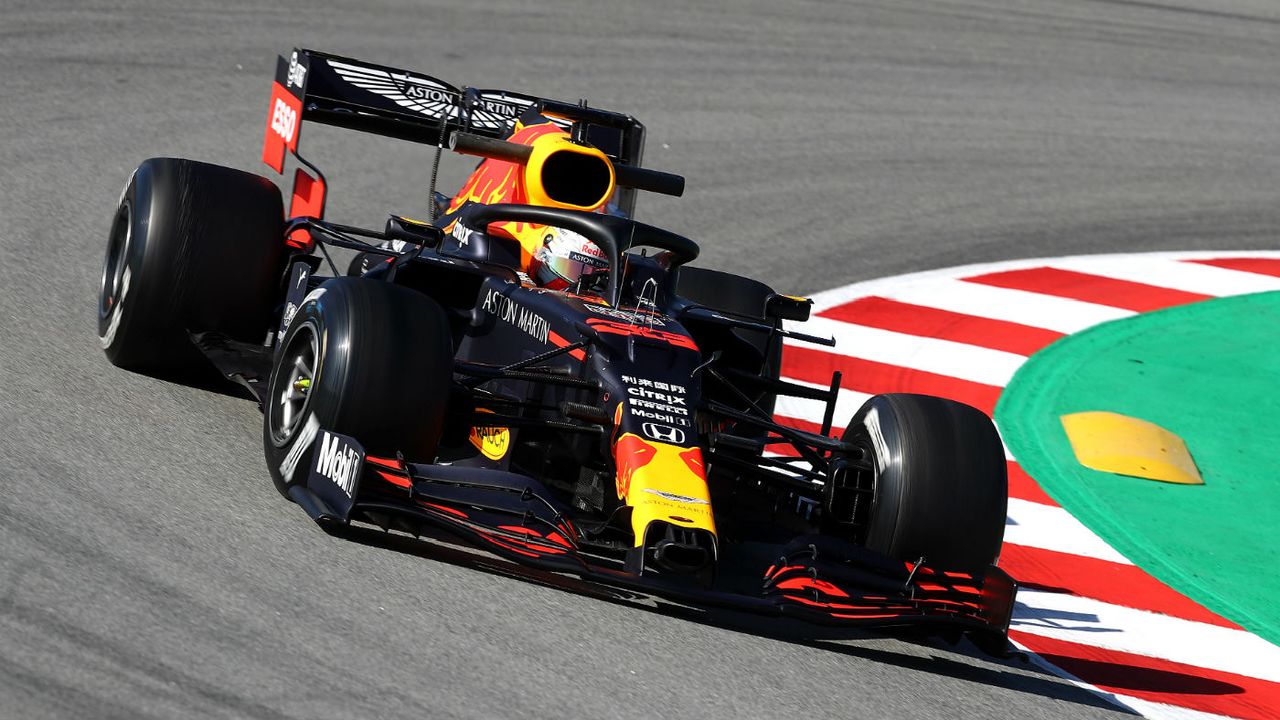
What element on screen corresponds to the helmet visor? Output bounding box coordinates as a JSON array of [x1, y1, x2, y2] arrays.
[[537, 229, 608, 286]]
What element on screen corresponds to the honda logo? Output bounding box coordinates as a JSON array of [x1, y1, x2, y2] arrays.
[[642, 422, 685, 444]]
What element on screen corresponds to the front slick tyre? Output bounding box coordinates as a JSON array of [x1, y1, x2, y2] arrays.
[[844, 393, 1007, 573], [262, 277, 452, 497], [98, 157, 285, 375]]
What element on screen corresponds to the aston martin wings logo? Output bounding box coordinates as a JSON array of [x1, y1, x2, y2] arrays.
[[466, 91, 572, 131], [327, 59, 462, 122], [642, 488, 709, 505], [468, 90, 535, 132]]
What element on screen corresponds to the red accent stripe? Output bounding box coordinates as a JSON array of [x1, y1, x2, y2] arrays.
[[964, 267, 1213, 313], [478, 533, 541, 558], [1013, 632, 1280, 720], [497, 525, 541, 537], [775, 577, 850, 597], [286, 168, 325, 249], [547, 330, 586, 361], [478, 527, 568, 556], [1188, 256, 1280, 278], [1008, 462, 1056, 505], [999, 544, 1238, 629], [819, 297, 1064, 356], [375, 470, 410, 489], [782, 345, 1002, 415], [544, 531, 572, 549], [419, 501, 467, 519]]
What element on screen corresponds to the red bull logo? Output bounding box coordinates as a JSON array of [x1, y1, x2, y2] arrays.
[[615, 433, 658, 499], [612, 433, 716, 548]]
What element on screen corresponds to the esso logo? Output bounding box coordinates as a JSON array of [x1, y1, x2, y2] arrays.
[[270, 98, 297, 143]]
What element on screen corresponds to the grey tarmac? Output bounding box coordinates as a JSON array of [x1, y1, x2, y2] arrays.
[[1, 1, 1277, 718]]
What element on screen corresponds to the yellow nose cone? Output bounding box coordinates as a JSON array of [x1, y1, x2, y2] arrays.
[[1060, 411, 1203, 485]]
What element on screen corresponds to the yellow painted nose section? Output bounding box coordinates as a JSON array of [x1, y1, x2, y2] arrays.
[[1060, 411, 1203, 485], [614, 433, 717, 546]]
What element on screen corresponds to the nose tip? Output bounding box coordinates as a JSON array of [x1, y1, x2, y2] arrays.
[[651, 522, 714, 575]]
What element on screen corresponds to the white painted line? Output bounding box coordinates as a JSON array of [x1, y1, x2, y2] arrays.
[[868, 277, 1136, 335], [1110, 697, 1244, 720], [1004, 498, 1133, 565], [991, 419, 1016, 460], [1047, 256, 1280, 297], [774, 378, 871, 431], [777, 384, 1016, 460], [1011, 638, 1240, 720], [1012, 588, 1280, 684], [800, 250, 1280, 313], [785, 316, 1025, 388]]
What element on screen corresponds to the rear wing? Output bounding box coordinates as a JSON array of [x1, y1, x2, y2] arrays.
[[262, 48, 660, 218]]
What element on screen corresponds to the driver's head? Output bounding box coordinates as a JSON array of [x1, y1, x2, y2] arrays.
[[532, 227, 607, 290]]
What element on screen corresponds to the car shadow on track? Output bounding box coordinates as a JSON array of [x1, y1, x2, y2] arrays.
[[130, 364, 260, 402], [331, 524, 1141, 716]]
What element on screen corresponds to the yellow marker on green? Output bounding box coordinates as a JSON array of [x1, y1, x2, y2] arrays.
[[1060, 411, 1202, 485]]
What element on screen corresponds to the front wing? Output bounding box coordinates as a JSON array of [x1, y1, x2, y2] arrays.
[[293, 429, 1017, 647]]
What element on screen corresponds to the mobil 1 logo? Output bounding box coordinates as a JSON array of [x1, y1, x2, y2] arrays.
[[307, 429, 365, 519], [622, 374, 691, 428]]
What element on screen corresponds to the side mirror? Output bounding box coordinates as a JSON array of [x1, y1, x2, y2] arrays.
[[384, 215, 442, 248], [767, 294, 812, 322]]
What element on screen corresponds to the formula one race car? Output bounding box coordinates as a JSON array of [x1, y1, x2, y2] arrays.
[[98, 49, 1016, 648]]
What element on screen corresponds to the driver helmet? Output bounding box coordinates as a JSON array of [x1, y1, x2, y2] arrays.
[[531, 227, 608, 289]]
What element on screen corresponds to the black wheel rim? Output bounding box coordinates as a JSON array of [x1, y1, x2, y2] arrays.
[[270, 322, 319, 446], [99, 202, 131, 323]]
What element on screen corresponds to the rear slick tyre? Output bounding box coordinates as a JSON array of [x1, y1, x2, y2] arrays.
[[97, 157, 285, 375], [843, 393, 1007, 573]]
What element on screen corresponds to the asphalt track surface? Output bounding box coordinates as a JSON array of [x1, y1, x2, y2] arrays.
[[1, 1, 1277, 718]]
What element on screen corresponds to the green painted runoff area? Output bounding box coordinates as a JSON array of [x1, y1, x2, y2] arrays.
[[997, 291, 1280, 644]]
